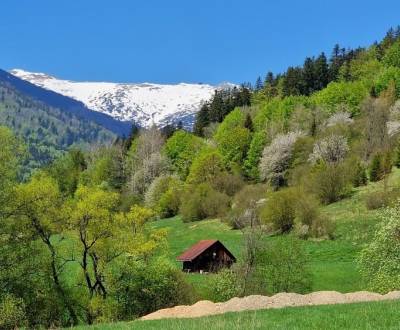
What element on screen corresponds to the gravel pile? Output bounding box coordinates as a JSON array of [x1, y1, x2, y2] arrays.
[[141, 291, 400, 320]]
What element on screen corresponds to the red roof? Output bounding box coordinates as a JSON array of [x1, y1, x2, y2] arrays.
[[176, 240, 218, 261]]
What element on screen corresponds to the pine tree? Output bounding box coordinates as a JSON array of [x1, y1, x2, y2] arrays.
[[369, 153, 383, 182], [193, 104, 210, 136], [244, 113, 254, 132], [255, 76, 263, 91], [302, 57, 315, 95], [352, 162, 368, 187], [313, 52, 329, 90]]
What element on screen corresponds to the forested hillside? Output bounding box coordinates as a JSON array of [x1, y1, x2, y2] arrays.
[[2, 27, 400, 329], [0, 80, 117, 174]]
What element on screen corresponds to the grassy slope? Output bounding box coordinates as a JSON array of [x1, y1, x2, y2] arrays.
[[70, 169, 400, 329], [73, 299, 400, 329], [149, 170, 400, 297]]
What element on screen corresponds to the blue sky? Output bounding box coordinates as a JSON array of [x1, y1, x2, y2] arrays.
[[1, 0, 399, 84]]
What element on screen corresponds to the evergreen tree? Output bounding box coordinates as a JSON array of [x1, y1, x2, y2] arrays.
[[302, 57, 315, 95], [255, 76, 263, 91], [369, 153, 383, 182], [244, 113, 254, 132], [313, 52, 329, 90], [193, 104, 210, 136]]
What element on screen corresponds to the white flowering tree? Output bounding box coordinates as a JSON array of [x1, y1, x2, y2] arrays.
[[309, 134, 349, 164], [259, 131, 303, 186]]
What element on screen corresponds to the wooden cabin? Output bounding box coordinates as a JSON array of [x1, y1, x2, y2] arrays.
[[176, 240, 236, 273]]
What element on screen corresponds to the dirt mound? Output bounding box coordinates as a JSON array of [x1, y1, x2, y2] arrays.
[[141, 291, 400, 320]]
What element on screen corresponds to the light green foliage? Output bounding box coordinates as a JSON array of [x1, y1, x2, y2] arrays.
[[211, 269, 241, 302], [253, 96, 311, 132], [186, 147, 225, 184], [383, 41, 400, 68], [164, 130, 205, 179], [258, 238, 312, 294], [339, 48, 382, 82], [0, 294, 26, 330], [214, 108, 252, 165], [312, 81, 369, 115], [375, 66, 400, 98], [243, 131, 267, 180], [359, 200, 400, 292], [180, 183, 230, 222], [145, 175, 183, 218]]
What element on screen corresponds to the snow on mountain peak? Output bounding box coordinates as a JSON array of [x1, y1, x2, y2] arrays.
[[10, 69, 223, 128]]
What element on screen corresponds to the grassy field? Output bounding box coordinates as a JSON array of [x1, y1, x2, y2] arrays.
[[147, 169, 400, 298], [72, 299, 400, 329]]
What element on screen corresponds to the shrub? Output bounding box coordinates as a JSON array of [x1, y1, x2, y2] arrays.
[[359, 200, 400, 292], [180, 183, 230, 222], [211, 269, 242, 302], [257, 238, 312, 295], [0, 294, 26, 330], [308, 163, 351, 204], [369, 152, 392, 182], [365, 190, 400, 210], [211, 171, 244, 196], [259, 189, 297, 233], [228, 184, 266, 229], [109, 258, 196, 319]]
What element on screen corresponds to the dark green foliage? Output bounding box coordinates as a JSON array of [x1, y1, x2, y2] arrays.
[[369, 153, 392, 182], [193, 87, 251, 136], [352, 161, 368, 187]]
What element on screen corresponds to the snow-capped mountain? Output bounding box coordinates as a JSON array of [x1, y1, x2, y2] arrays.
[[10, 69, 224, 128]]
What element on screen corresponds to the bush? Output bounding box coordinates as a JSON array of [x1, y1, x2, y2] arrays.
[[211, 269, 242, 302], [308, 163, 351, 204], [228, 184, 266, 229], [0, 294, 26, 330], [257, 238, 312, 295], [365, 190, 400, 210], [259, 189, 297, 233], [359, 200, 400, 292], [109, 258, 196, 319], [180, 183, 230, 222], [211, 171, 244, 196]]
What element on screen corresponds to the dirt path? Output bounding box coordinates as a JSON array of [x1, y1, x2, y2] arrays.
[[141, 291, 400, 320]]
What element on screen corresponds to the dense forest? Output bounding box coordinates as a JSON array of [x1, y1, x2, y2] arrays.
[[0, 80, 116, 176], [2, 27, 400, 328]]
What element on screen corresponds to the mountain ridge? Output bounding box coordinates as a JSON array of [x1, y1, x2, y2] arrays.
[[11, 69, 230, 129]]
